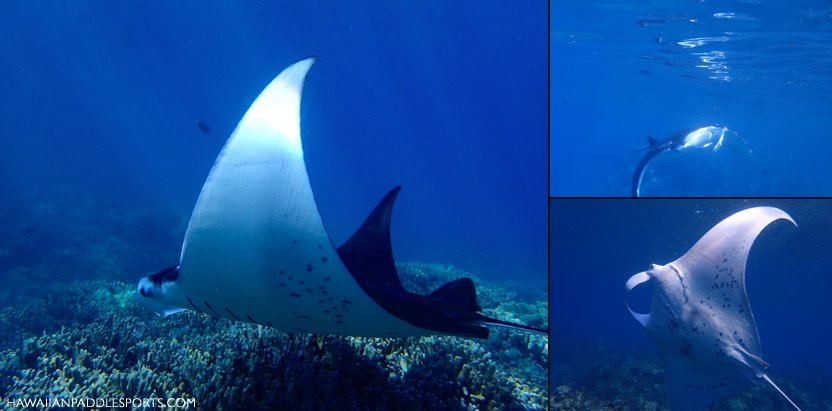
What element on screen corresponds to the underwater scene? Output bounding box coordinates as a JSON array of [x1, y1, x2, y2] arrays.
[[550, 199, 832, 410], [550, 0, 832, 197], [0, 1, 548, 409]]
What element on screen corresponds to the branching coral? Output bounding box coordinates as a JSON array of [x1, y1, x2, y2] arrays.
[[0, 265, 548, 410]]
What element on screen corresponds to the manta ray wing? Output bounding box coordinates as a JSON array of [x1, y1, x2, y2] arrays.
[[631, 146, 667, 197], [672, 206, 795, 361], [177, 58, 427, 337]]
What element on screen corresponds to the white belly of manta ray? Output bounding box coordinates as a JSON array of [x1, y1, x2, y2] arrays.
[[136, 57, 547, 340], [625, 207, 802, 410]]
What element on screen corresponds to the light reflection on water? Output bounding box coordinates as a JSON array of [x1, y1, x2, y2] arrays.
[[552, 0, 832, 108]]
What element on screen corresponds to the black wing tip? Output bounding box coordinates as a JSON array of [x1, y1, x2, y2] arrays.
[[379, 186, 402, 207]]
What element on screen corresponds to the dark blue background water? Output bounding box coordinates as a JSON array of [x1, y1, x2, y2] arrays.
[[0, 1, 546, 287], [551, 0, 832, 196], [551, 199, 832, 398]]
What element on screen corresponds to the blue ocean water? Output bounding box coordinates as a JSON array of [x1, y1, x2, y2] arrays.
[[551, 0, 832, 196], [0, 1, 546, 285], [551, 199, 832, 408]]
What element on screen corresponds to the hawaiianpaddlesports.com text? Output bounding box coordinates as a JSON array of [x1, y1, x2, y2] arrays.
[[4, 397, 197, 408]]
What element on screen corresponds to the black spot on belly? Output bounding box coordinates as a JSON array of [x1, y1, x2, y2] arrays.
[[335, 320, 343, 325], [306, 264, 313, 272], [279, 282, 286, 287], [266, 322, 274, 327], [290, 292, 301, 298], [334, 314, 343, 318], [288, 275, 294, 280], [324, 277, 331, 282], [305, 288, 313, 293], [299, 280, 305, 285], [321, 256, 328, 262], [323, 309, 330, 313], [279, 270, 285, 276], [342, 299, 352, 304], [292, 240, 299, 245], [317, 245, 323, 250]]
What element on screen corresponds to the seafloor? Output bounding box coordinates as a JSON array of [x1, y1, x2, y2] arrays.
[[0, 198, 548, 410], [551, 341, 831, 411]]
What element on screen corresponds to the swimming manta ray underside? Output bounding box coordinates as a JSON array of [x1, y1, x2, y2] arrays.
[[625, 207, 801, 410], [136, 57, 546, 339]]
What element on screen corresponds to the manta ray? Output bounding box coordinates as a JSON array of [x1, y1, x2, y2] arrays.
[[632, 125, 729, 197], [136, 57, 546, 339], [625, 206, 801, 410]]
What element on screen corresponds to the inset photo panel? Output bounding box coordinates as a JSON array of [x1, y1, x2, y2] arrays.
[[550, 1, 832, 197], [550, 198, 830, 409]]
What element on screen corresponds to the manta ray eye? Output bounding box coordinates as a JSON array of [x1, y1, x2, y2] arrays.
[[649, 264, 658, 270]]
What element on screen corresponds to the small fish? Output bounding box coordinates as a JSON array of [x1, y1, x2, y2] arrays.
[[195, 120, 211, 135]]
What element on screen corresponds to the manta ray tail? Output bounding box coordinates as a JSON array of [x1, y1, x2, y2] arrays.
[[762, 374, 802, 411], [477, 314, 548, 334]]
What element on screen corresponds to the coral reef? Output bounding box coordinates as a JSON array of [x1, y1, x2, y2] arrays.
[[550, 342, 832, 411], [0, 195, 185, 304], [0, 264, 548, 410]]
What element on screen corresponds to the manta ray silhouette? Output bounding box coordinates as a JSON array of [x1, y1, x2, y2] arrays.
[[632, 125, 730, 197], [625, 207, 801, 410], [136, 57, 546, 339]]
